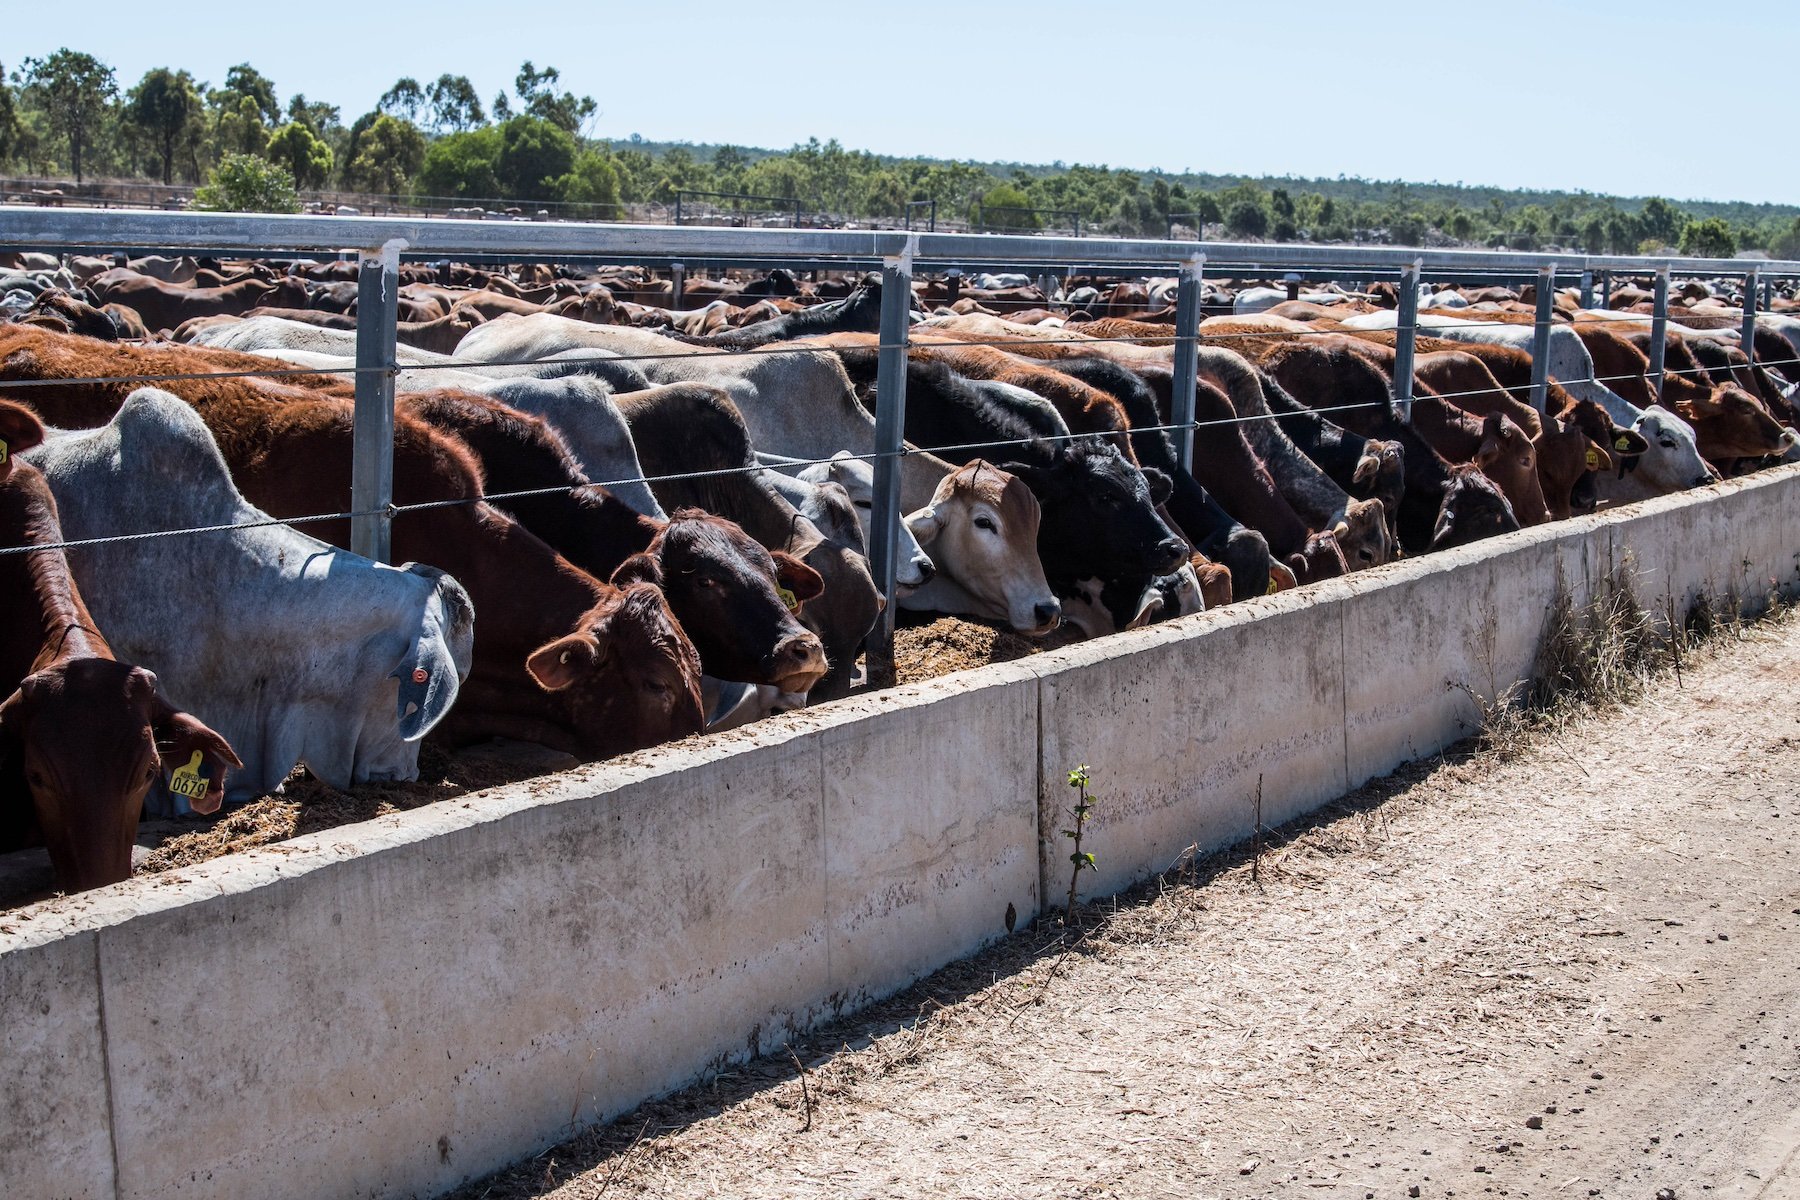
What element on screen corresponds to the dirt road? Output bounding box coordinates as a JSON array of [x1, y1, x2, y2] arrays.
[[461, 615, 1800, 1200]]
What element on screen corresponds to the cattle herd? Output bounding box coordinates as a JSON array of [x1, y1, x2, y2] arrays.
[[3, 249, 1796, 896]]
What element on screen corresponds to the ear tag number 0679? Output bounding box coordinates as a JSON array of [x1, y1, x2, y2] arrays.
[[169, 750, 210, 801]]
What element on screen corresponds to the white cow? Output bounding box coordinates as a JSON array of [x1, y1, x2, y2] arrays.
[[26, 389, 475, 810], [474, 375, 667, 520], [757, 450, 934, 590]]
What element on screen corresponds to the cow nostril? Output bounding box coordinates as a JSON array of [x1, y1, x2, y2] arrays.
[[1033, 601, 1060, 626], [914, 558, 935, 584]]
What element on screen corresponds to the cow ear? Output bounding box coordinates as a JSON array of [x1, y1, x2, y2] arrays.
[[526, 633, 601, 692], [154, 709, 242, 817], [1610, 426, 1650, 456], [904, 505, 944, 548], [1582, 438, 1614, 472], [610, 552, 663, 590], [1141, 467, 1173, 505], [0, 401, 46, 479], [1352, 452, 1380, 488], [0, 687, 21, 738], [772, 551, 824, 605]]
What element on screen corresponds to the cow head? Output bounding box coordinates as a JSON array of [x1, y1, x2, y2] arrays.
[[0, 400, 46, 484], [1674, 385, 1799, 464], [1000, 436, 1188, 588], [647, 512, 828, 695], [1430, 466, 1521, 551], [524, 578, 706, 758], [1350, 438, 1406, 546], [904, 461, 1060, 635], [0, 661, 240, 893], [1335, 496, 1394, 569], [1608, 406, 1721, 498], [1473, 412, 1551, 526]]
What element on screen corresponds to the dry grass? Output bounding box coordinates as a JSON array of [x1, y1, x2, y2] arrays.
[[1471, 564, 1786, 758]]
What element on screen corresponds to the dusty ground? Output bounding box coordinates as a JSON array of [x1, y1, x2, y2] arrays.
[[455, 613, 1800, 1200]]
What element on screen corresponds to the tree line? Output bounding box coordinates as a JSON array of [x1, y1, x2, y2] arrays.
[[5, 47, 1797, 261]]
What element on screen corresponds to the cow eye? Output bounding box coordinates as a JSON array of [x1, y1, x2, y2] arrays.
[[852, 500, 871, 510], [26, 770, 46, 788], [974, 516, 997, 533], [1659, 438, 1677, 449], [696, 576, 719, 589]]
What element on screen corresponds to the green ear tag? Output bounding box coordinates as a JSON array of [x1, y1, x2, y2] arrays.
[[1585, 447, 1600, 470], [778, 586, 799, 612], [1614, 435, 1631, 452], [169, 750, 209, 801]]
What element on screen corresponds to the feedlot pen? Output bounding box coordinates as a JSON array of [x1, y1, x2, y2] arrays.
[[5, 212, 1800, 1200]]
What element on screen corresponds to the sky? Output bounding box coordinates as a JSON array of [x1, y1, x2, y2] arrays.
[[9, 1, 1798, 205]]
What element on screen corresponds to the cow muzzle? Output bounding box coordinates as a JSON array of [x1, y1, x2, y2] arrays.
[[764, 632, 829, 694]]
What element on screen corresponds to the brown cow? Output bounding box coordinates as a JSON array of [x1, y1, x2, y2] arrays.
[[1, 400, 242, 892], [88, 269, 309, 333]]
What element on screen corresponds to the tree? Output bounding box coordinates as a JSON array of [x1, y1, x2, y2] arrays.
[[1638, 196, 1685, 249], [1768, 217, 1800, 260], [377, 77, 425, 122], [344, 114, 425, 195], [554, 149, 623, 215], [1225, 198, 1268, 238], [21, 49, 118, 183], [126, 68, 202, 184], [414, 126, 502, 199], [212, 92, 270, 158], [220, 64, 281, 124], [425, 74, 484, 133], [266, 121, 332, 189], [0, 62, 23, 168], [285, 94, 341, 136], [512, 61, 595, 134], [1679, 217, 1737, 259], [978, 183, 1038, 229], [194, 153, 297, 213], [495, 114, 575, 200]]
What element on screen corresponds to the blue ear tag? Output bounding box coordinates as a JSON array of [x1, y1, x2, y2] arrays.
[[778, 586, 799, 612], [168, 750, 210, 801]]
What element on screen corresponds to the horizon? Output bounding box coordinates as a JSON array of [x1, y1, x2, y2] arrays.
[[9, 1, 1798, 207]]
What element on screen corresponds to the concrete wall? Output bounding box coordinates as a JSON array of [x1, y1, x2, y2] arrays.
[[4, 465, 1796, 1200]]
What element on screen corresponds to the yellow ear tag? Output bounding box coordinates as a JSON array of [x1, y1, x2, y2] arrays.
[[1266, 578, 1279, 595], [168, 750, 209, 801], [778, 586, 799, 612], [1585, 448, 1600, 470], [1614, 436, 1631, 453], [0, 437, 8, 466]]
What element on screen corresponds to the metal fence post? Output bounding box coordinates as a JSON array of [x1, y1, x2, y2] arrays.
[[1393, 259, 1422, 423], [1742, 271, 1759, 366], [865, 246, 915, 690], [670, 261, 685, 310], [1529, 264, 1556, 413], [1170, 253, 1206, 473], [1579, 269, 1594, 310], [1600, 269, 1612, 309], [1649, 268, 1671, 399], [1765, 276, 1775, 313], [352, 238, 403, 563]]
